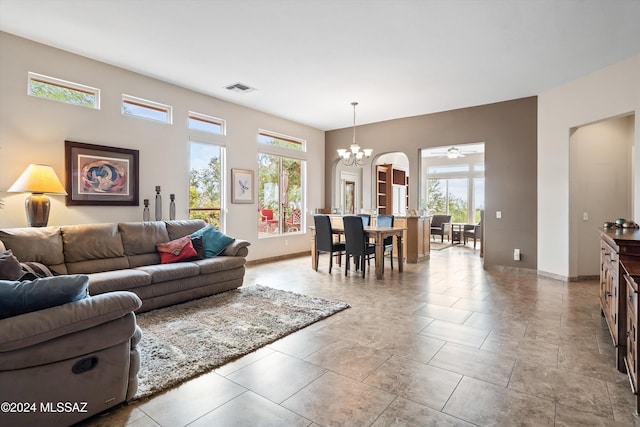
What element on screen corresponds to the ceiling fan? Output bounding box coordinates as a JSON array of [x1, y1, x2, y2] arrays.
[[439, 146, 465, 159]]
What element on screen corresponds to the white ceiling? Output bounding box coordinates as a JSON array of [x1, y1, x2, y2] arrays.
[[1, 0, 639, 131]]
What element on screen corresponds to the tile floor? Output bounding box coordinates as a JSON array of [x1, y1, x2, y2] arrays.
[[82, 246, 640, 426]]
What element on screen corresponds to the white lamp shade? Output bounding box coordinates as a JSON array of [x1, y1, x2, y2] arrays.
[[8, 164, 67, 195]]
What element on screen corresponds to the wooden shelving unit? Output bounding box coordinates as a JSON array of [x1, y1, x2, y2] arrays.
[[376, 163, 408, 214], [376, 164, 390, 214]]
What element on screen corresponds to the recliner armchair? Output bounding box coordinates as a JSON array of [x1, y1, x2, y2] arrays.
[[0, 291, 142, 426], [430, 214, 452, 242]]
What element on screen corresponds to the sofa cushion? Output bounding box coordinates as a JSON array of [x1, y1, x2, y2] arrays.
[[0, 275, 89, 319], [190, 225, 235, 258], [156, 236, 198, 264], [0, 250, 22, 280], [119, 222, 170, 267], [136, 263, 200, 284], [61, 223, 126, 263], [87, 269, 152, 295], [119, 222, 170, 256], [0, 227, 67, 274], [194, 256, 246, 275], [165, 219, 207, 241]]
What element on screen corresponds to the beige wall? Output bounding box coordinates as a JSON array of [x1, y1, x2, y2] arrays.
[[570, 115, 634, 278], [539, 54, 640, 279], [0, 32, 325, 262], [326, 97, 538, 270]]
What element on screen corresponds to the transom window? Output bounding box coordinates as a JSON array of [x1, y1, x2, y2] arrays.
[[188, 111, 225, 135], [258, 130, 305, 151], [28, 72, 100, 109], [122, 94, 172, 124]]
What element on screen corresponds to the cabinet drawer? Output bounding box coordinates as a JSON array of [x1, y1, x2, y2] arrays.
[[620, 244, 640, 257]]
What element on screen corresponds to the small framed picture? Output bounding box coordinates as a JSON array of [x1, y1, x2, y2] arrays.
[[231, 168, 254, 204], [65, 140, 139, 206], [407, 208, 418, 216]]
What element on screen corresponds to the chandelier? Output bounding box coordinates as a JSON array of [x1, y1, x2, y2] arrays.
[[336, 102, 372, 167]]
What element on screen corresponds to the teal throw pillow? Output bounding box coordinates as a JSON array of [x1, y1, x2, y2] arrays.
[[0, 274, 90, 319], [190, 225, 235, 258]]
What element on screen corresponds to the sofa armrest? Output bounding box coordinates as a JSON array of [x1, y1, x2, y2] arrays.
[[0, 291, 142, 352], [221, 239, 251, 257]]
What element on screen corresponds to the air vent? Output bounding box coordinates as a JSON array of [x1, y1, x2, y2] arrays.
[[224, 82, 256, 94]]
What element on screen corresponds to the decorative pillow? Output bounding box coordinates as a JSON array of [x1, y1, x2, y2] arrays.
[[156, 236, 198, 264], [190, 225, 235, 258], [0, 250, 22, 281], [190, 236, 205, 260], [0, 274, 90, 320]]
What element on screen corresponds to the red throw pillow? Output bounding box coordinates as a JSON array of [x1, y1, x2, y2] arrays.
[[156, 236, 198, 264]]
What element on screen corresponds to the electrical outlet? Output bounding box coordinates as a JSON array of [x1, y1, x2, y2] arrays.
[[514, 249, 520, 261], [583, 212, 589, 221]]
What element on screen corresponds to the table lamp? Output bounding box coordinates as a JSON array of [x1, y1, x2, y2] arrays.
[[7, 164, 67, 227]]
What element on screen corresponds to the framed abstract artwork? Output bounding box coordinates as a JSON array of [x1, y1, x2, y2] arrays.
[[231, 168, 254, 204], [65, 140, 139, 206]]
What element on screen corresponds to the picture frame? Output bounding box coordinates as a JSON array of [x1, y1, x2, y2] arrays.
[[65, 140, 139, 206], [231, 168, 254, 204]]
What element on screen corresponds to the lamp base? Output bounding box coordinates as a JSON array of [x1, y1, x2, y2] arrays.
[[25, 193, 50, 227]]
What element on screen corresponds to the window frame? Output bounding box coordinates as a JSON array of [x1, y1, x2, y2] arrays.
[[258, 129, 306, 152], [188, 137, 226, 231], [27, 72, 100, 109], [188, 111, 226, 135], [122, 94, 173, 124]]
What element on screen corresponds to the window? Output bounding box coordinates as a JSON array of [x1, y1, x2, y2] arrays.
[[421, 143, 484, 223], [426, 178, 469, 223], [122, 94, 172, 123], [258, 130, 305, 151], [258, 154, 304, 237], [189, 141, 224, 229], [188, 111, 225, 135], [28, 72, 99, 109]]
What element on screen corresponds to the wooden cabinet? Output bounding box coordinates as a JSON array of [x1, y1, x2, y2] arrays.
[[600, 229, 640, 414], [601, 237, 621, 354], [404, 216, 430, 263], [624, 270, 639, 395], [376, 164, 408, 215]]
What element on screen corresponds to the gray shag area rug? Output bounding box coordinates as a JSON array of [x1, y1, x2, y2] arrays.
[[133, 285, 349, 400]]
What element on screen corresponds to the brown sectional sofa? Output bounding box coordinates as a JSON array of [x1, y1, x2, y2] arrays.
[[0, 219, 250, 426], [0, 219, 250, 313]]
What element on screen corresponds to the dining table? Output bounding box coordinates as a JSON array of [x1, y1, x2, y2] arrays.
[[310, 225, 407, 279]]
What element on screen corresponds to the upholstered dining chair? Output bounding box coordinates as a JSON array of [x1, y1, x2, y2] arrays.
[[376, 214, 394, 272], [313, 215, 345, 273], [356, 213, 371, 226], [430, 214, 451, 242], [343, 215, 376, 278]]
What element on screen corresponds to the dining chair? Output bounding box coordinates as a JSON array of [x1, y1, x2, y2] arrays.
[[376, 214, 394, 272], [343, 215, 376, 278], [356, 213, 371, 226], [313, 214, 345, 273]]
